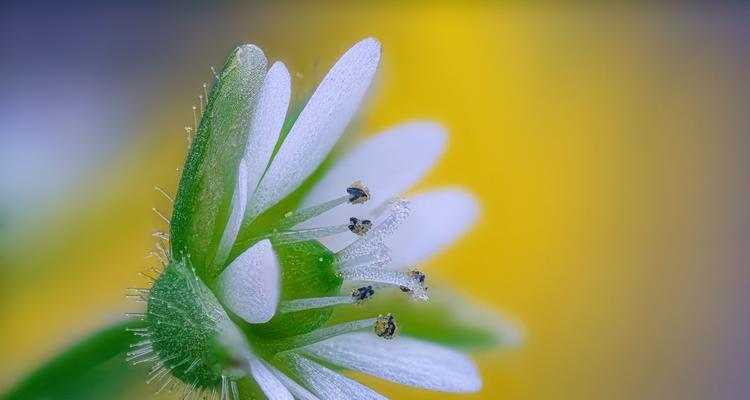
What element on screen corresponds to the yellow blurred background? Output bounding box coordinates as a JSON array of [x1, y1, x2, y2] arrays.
[[2, 3, 750, 399]]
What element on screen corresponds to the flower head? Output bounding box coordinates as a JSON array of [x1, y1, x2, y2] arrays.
[[128, 37, 515, 399]]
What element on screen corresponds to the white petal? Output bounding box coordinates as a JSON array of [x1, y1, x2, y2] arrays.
[[268, 363, 320, 400], [246, 38, 382, 221], [299, 122, 447, 252], [216, 239, 280, 323], [249, 358, 294, 400], [243, 62, 292, 224], [302, 121, 446, 212], [300, 332, 482, 393], [383, 188, 479, 269], [214, 159, 248, 267], [279, 353, 386, 400]]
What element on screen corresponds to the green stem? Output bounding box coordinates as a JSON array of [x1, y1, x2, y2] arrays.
[[3, 320, 144, 400]]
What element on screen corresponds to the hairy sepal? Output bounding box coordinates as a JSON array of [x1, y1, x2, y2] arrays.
[[147, 260, 251, 389], [170, 45, 268, 282]]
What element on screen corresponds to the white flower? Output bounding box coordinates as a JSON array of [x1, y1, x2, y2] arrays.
[[130, 37, 513, 400], [206, 37, 483, 400]]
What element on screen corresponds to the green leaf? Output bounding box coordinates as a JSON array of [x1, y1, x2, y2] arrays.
[[171, 45, 268, 282], [327, 288, 523, 351], [2, 320, 145, 400]]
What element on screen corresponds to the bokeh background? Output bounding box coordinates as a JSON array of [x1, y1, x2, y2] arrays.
[[2, 2, 750, 399]]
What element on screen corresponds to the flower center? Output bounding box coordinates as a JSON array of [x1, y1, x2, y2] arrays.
[[130, 183, 426, 397]]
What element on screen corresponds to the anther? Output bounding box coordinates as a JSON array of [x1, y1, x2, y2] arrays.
[[273, 182, 372, 230], [374, 313, 397, 339], [400, 269, 427, 293], [336, 199, 410, 263], [348, 217, 372, 236], [351, 285, 375, 304], [347, 181, 370, 204]]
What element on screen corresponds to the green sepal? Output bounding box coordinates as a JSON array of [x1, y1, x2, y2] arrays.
[[171, 45, 267, 282], [328, 288, 523, 351], [1, 320, 146, 400], [147, 259, 250, 389], [248, 240, 343, 340]]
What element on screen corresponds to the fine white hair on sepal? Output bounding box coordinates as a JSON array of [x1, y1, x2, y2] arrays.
[[214, 159, 249, 269], [242, 61, 292, 225], [278, 352, 387, 400], [245, 38, 382, 221], [299, 332, 482, 393], [216, 239, 280, 323]]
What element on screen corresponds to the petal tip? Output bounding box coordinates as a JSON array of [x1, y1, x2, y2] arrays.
[[358, 37, 382, 53], [235, 43, 265, 58], [269, 60, 290, 77], [347, 37, 382, 68]]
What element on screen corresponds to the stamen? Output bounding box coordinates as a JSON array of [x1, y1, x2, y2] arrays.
[[347, 181, 370, 204], [267, 214, 374, 244], [278, 286, 375, 313], [339, 266, 429, 301], [351, 285, 375, 304], [275, 195, 349, 230], [266, 224, 349, 245], [274, 181, 371, 230], [374, 313, 397, 339], [399, 269, 427, 294], [268, 318, 378, 352], [279, 296, 352, 313], [348, 217, 372, 236], [336, 244, 391, 270], [336, 198, 410, 263]]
